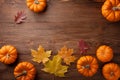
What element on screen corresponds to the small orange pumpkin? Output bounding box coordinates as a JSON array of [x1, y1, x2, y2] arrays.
[[0, 45, 17, 64], [26, 0, 47, 12], [102, 0, 120, 22], [102, 63, 120, 80], [96, 45, 113, 62], [14, 62, 36, 80], [77, 56, 98, 77]]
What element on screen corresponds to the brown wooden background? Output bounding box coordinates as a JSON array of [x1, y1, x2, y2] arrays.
[[0, 0, 120, 80]]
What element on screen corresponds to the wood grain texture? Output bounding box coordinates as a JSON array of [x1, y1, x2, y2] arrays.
[[0, 0, 120, 80]]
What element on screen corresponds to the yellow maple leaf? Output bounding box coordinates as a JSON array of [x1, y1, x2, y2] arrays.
[[57, 46, 76, 65], [31, 45, 51, 64], [42, 55, 68, 77]]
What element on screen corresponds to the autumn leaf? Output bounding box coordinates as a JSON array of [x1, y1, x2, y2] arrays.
[[79, 39, 89, 54], [15, 11, 27, 24], [42, 55, 68, 77], [31, 45, 51, 64], [57, 46, 76, 65]]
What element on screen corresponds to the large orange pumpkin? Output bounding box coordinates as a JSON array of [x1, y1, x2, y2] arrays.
[[0, 45, 17, 64], [26, 0, 47, 12], [102, 63, 120, 80], [77, 56, 98, 77], [96, 45, 113, 62], [14, 62, 36, 80], [102, 0, 120, 22]]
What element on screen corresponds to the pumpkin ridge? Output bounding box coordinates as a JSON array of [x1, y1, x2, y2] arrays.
[[110, 0, 116, 6]]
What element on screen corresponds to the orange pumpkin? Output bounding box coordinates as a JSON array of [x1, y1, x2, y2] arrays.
[[26, 0, 47, 12], [96, 45, 113, 62], [102, 0, 120, 22], [14, 62, 36, 80], [0, 45, 17, 64], [77, 56, 98, 77], [102, 63, 120, 80]]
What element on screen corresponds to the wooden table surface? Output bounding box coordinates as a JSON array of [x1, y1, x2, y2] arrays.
[[0, 0, 120, 80]]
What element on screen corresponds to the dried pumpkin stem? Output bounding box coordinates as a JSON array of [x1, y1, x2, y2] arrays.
[[110, 72, 114, 76], [34, 0, 39, 4], [15, 70, 27, 79], [82, 64, 90, 69], [6, 53, 10, 59], [112, 6, 120, 11]]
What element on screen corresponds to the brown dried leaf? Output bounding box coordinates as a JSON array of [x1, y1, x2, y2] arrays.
[[15, 11, 27, 24]]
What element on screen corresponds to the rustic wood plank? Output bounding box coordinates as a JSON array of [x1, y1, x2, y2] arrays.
[[0, 0, 120, 80], [0, 0, 103, 23]]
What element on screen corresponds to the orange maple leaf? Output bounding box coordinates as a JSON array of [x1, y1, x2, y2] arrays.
[[31, 45, 51, 64], [57, 46, 76, 65]]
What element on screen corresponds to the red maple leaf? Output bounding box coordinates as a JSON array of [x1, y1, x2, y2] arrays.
[[78, 39, 89, 54], [14, 11, 27, 24]]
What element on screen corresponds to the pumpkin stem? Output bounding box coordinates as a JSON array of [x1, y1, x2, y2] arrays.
[[110, 72, 114, 76], [6, 53, 10, 59], [34, 0, 39, 4], [112, 6, 120, 11], [15, 70, 27, 79], [82, 64, 90, 69]]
